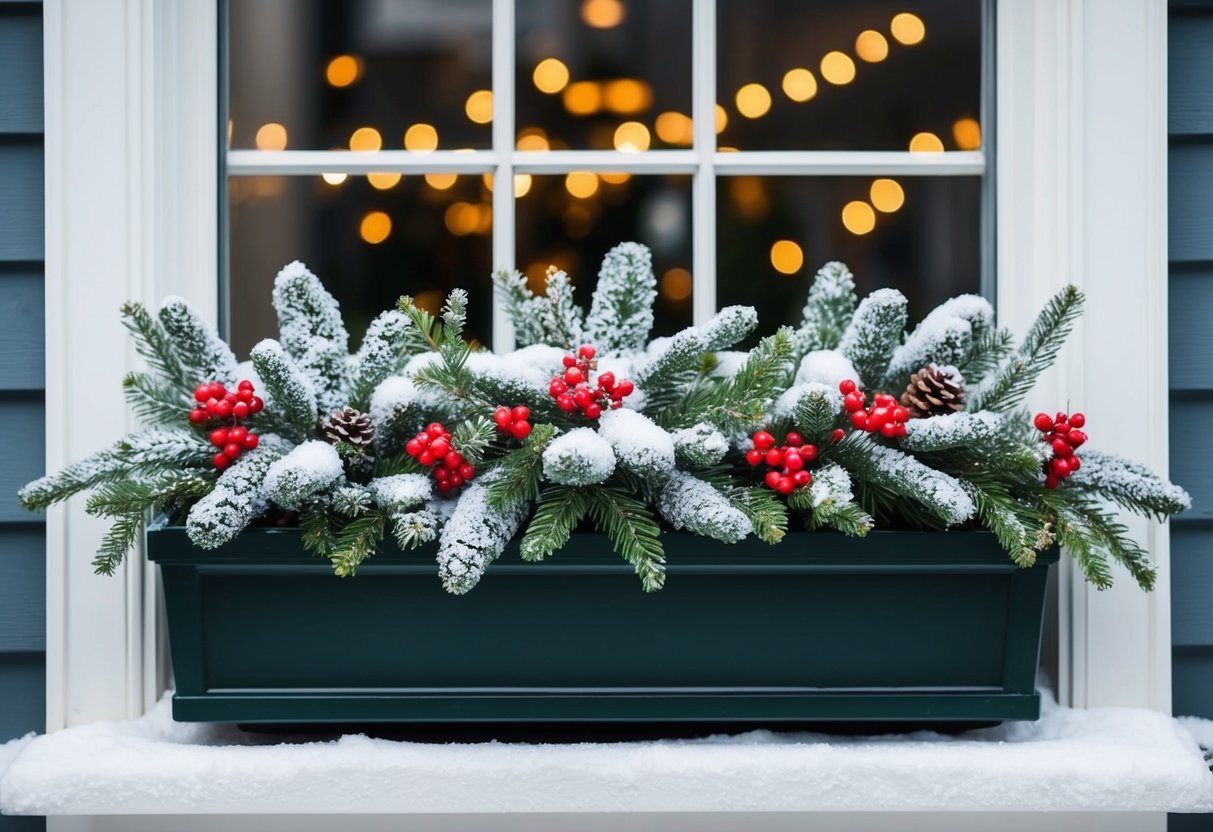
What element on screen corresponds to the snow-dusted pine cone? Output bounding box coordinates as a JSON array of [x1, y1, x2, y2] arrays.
[[900, 365, 965, 418], [323, 407, 375, 447]]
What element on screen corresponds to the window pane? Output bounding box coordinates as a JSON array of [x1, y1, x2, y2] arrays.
[[717, 0, 982, 151], [228, 174, 493, 356], [716, 176, 981, 341], [515, 0, 691, 150], [515, 175, 693, 337], [228, 0, 493, 151]]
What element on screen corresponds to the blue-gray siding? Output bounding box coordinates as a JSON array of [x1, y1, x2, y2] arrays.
[[1171, 3, 1213, 830], [0, 3, 43, 831]]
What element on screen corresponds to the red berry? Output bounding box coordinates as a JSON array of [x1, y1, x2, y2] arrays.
[[229, 426, 248, 443], [764, 471, 782, 490], [753, 431, 775, 450], [511, 405, 530, 422], [213, 400, 232, 419], [616, 380, 634, 397], [745, 449, 763, 466], [1034, 413, 1054, 431], [784, 452, 803, 472], [793, 470, 812, 487], [562, 355, 577, 368], [213, 452, 232, 469], [801, 444, 818, 462], [775, 476, 795, 496], [785, 432, 804, 448], [459, 463, 476, 480], [868, 407, 889, 428], [597, 371, 616, 390], [232, 402, 250, 419], [238, 379, 254, 391], [843, 392, 865, 412], [895, 423, 907, 437], [433, 467, 449, 482], [892, 406, 909, 423], [224, 442, 242, 459], [1055, 411, 1067, 423], [511, 421, 533, 439], [1054, 421, 1069, 435], [850, 411, 868, 429], [549, 378, 567, 397], [210, 428, 229, 446], [564, 366, 584, 385], [573, 387, 593, 407], [242, 433, 259, 450], [437, 480, 453, 494], [194, 385, 211, 403], [875, 394, 896, 408], [1069, 413, 1085, 429], [765, 448, 784, 467], [1049, 457, 1071, 477], [404, 439, 422, 458], [208, 382, 226, 399], [839, 379, 856, 395], [188, 408, 207, 424], [880, 422, 897, 438], [578, 344, 596, 359], [418, 450, 435, 466], [1068, 456, 1081, 472], [1068, 429, 1087, 447], [831, 429, 845, 444], [584, 402, 603, 420], [1052, 438, 1073, 457], [444, 451, 464, 469], [1045, 473, 1060, 489], [494, 406, 512, 429], [427, 423, 445, 437], [429, 438, 450, 457], [249, 396, 264, 414], [442, 432, 452, 442], [610, 400, 623, 409], [556, 394, 576, 412], [448, 472, 465, 488]]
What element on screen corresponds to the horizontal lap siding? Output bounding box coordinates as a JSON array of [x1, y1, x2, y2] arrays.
[[0, 5, 44, 832]]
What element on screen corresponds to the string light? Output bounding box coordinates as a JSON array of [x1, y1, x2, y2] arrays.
[[855, 30, 889, 62], [425, 173, 458, 190], [842, 201, 876, 235], [349, 127, 382, 152], [581, 0, 624, 28], [891, 13, 926, 45], [445, 202, 480, 236], [769, 240, 804, 275], [715, 104, 728, 134], [516, 128, 551, 151], [613, 121, 651, 152], [563, 81, 602, 115], [367, 172, 402, 190], [781, 68, 818, 103], [255, 123, 288, 151], [655, 111, 693, 145], [566, 171, 599, 199], [735, 83, 772, 119], [820, 52, 856, 85], [404, 123, 439, 152], [603, 79, 652, 114], [660, 268, 692, 301], [533, 58, 570, 94], [869, 179, 905, 213], [513, 174, 533, 198], [321, 172, 347, 186], [909, 132, 944, 153], [325, 55, 362, 88], [359, 211, 392, 244], [952, 118, 982, 150], [600, 171, 631, 184], [465, 90, 493, 124]]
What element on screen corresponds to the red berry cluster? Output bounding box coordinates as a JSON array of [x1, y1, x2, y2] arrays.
[[548, 344, 634, 420], [405, 422, 476, 495], [189, 380, 263, 469], [839, 379, 908, 438], [746, 430, 816, 495], [1033, 411, 1087, 489], [493, 405, 533, 440]]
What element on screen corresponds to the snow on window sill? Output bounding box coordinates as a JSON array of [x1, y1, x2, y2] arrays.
[[1, 692, 1210, 816]]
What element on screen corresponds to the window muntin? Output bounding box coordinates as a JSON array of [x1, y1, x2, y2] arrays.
[[225, 1, 989, 354]]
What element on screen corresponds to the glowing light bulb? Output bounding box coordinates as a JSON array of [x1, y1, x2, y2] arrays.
[[909, 132, 944, 153], [842, 201, 876, 235], [820, 52, 857, 85], [255, 123, 288, 150], [891, 12, 926, 46], [563, 81, 602, 115], [782, 68, 818, 103], [613, 121, 651, 152], [425, 173, 458, 190], [367, 172, 402, 190], [869, 179, 905, 213], [715, 104, 729, 134], [660, 268, 692, 301], [655, 111, 693, 145], [533, 58, 570, 94], [349, 127, 382, 152], [321, 172, 347, 186], [952, 118, 981, 150], [465, 90, 493, 124], [325, 55, 362, 88], [581, 0, 624, 28], [735, 83, 772, 119], [404, 123, 439, 152], [565, 171, 599, 199], [855, 30, 889, 62], [769, 240, 804, 275], [360, 211, 392, 244]]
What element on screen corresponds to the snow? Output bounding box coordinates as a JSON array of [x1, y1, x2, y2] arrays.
[[900, 411, 1003, 453], [795, 349, 859, 388], [2, 689, 1210, 816], [368, 375, 417, 433], [435, 478, 527, 594], [263, 441, 344, 511], [657, 473, 752, 543], [699, 305, 758, 351], [771, 382, 842, 423], [542, 428, 617, 486], [1069, 449, 1192, 514], [863, 443, 976, 526], [809, 463, 856, 509], [670, 423, 729, 468], [185, 435, 292, 549], [271, 260, 349, 358], [367, 474, 432, 512], [596, 408, 676, 484], [709, 350, 748, 379], [584, 242, 656, 354]]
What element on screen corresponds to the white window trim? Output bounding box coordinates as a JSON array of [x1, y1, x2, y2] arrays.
[[41, 0, 1171, 826]]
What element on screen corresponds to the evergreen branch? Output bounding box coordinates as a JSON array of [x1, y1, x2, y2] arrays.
[[396, 295, 442, 352], [123, 371, 191, 426], [971, 285, 1084, 412], [250, 339, 319, 442], [971, 481, 1037, 567], [330, 510, 386, 577], [792, 384, 844, 442], [585, 487, 666, 591], [1051, 503, 1115, 590], [158, 297, 239, 384], [300, 507, 339, 560], [585, 242, 656, 354], [663, 328, 794, 431], [830, 434, 975, 526], [795, 261, 857, 356], [484, 424, 555, 510], [18, 445, 127, 510], [452, 416, 497, 466], [93, 513, 143, 577], [635, 328, 707, 411], [838, 288, 907, 388], [959, 327, 1016, 387], [121, 302, 188, 387], [442, 288, 469, 341], [1067, 449, 1192, 521], [86, 472, 210, 575], [1070, 502, 1157, 591], [722, 483, 788, 544], [519, 486, 590, 561]]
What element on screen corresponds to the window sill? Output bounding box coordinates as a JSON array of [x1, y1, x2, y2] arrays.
[[1, 693, 1210, 816]]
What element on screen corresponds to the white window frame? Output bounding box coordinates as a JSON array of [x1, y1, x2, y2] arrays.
[[42, 0, 1172, 825]]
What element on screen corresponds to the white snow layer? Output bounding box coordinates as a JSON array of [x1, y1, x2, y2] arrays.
[[368, 375, 417, 432], [795, 349, 859, 388], [542, 428, 617, 486], [596, 408, 675, 483], [1, 691, 1210, 815]]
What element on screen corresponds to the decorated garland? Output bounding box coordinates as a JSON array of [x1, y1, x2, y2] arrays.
[[20, 245, 1190, 594]]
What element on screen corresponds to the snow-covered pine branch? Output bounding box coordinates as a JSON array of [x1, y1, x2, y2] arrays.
[[584, 242, 657, 354], [367, 474, 432, 513], [271, 261, 349, 360], [297, 338, 348, 418], [884, 314, 973, 390], [542, 428, 617, 485], [635, 327, 705, 408], [794, 349, 859, 388], [899, 411, 1004, 453], [157, 297, 239, 386], [1068, 449, 1193, 520], [671, 423, 729, 468], [368, 376, 418, 446], [596, 408, 676, 485], [250, 338, 319, 442], [803, 463, 873, 537], [790, 383, 844, 441], [835, 436, 976, 526], [796, 261, 857, 356], [837, 288, 907, 389], [349, 310, 413, 409], [700, 305, 758, 351], [437, 478, 528, 594], [19, 444, 126, 510], [264, 441, 345, 511], [185, 435, 291, 549], [657, 472, 753, 543]]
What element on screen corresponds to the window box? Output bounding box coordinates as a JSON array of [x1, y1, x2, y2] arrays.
[[148, 525, 1057, 726]]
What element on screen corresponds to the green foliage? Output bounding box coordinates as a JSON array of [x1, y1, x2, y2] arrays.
[[971, 482, 1038, 567], [452, 415, 497, 466], [721, 483, 788, 544], [1068, 450, 1192, 521], [796, 261, 857, 356], [959, 327, 1016, 387], [123, 372, 190, 426], [490, 268, 585, 349], [121, 302, 188, 388], [831, 434, 975, 527], [519, 486, 590, 561], [349, 310, 415, 410], [157, 297, 239, 384], [636, 328, 707, 411], [330, 510, 387, 577], [971, 285, 1084, 412], [700, 306, 758, 351], [792, 385, 843, 442], [584, 242, 656, 354], [838, 288, 907, 387], [585, 487, 665, 591], [786, 463, 872, 537], [250, 340, 319, 442], [271, 262, 350, 357], [484, 423, 556, 510], [300, 508, 338, 560], [85, 472, 210, 575]]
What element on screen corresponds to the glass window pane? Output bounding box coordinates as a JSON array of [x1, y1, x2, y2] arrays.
[[228, 0, 493, 151], [716, 176, 981, 342], [228, 174, 493, 356], [515, 174, 693, 337], [515, 0, 691, 150], [717, 0, 982, 151]]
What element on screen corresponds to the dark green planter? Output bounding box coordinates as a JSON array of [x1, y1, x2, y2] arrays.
[[147, 525, 1058, 726]]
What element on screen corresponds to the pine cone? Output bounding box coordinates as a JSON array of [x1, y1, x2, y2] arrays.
[[324, 407, 375, 447], [900, 365, 965, 418]]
